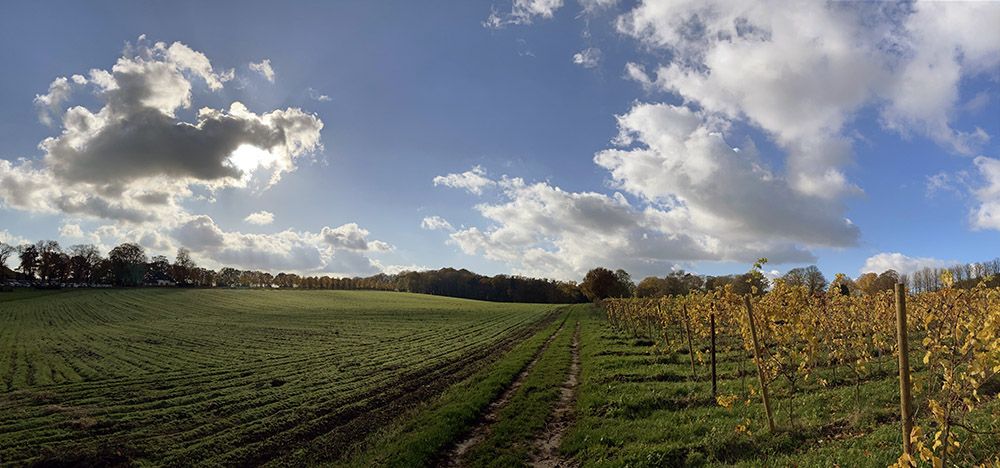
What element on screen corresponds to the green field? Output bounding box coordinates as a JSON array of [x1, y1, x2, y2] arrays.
[[0, 289, 560, 465], [5, 290, 997, 467]]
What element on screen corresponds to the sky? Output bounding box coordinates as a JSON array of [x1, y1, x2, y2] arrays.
[[0, 0, 998, 282]]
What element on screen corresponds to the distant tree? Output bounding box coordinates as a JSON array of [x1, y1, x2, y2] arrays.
[[0, 242, 14, 271], [873, 269, 900, 292], [34, 240, 64, 283], [17, 244, 39, 279], [109, 243, 147, 286], [782, 265, 827, 294], [614, 269, 636, 297], [855, 272, 878, 295], [580, 268, 633, 301], [145, 255, 172, 283], [636, 271, 705, 298], [217, 267, 241, 287], [636, 276, 669, 298], [172, 248, 196, 285], [68, 244, 102, 284], [93, 258, 114, 284]]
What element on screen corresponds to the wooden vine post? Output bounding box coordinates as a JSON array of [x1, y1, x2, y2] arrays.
[[744, 295, 775, 432], [682, 304, 697, 378], [895, 282, 914, 458], [710, 312, 717, 398]]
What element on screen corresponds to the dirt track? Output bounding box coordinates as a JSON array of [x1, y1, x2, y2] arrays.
[[529, 321, 581, 468], [440, 321, 567, 467]]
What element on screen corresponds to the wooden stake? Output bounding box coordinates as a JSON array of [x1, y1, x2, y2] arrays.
[[682, 304, 697, 378], [744, 295, 775, 432], [895, 282, 914, 458], [710, 312, 717, 398]]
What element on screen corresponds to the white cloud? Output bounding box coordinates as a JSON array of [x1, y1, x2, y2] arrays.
[[623, 62, 653, 89], [615, 1, 1000, 203], [421, 216, 455, 231], [484, 0, 564, 28], [59, 223, 84, 238], [249, 59, 275, 82], [0, 230, 29, 247], [861, 252, 953, 276], [34, 77, 76, 126], [572, 47, 602, 68], [321, 223, 392, 252], [433, 165, 496, 195], [595, 103, 859, 247], [0, 37, 323, 228], [925, 170, 972, 198], [579, 0, 617, 14], [617, 1, 883, 200], [880, 1, 1000, 154], [244, 210, 275, 225], [446, 172, 817, 281], [971, 156, 1000, 231], [163, 41, 234, 90], [307, 87, 331, 102], [381, 264, 430, 275], [437, 102, 863, 280], [173, 216, 390, 275], [0, 37, 395, 278]]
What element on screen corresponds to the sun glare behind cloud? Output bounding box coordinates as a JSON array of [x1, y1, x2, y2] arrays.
[[226, 143, 277, 179]]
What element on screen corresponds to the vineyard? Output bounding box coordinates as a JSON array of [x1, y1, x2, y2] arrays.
[[600, 277, 1000, 466], [0, 289, 560, 465]]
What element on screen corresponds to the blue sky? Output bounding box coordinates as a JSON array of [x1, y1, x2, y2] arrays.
[[1, 0, 998, 281]]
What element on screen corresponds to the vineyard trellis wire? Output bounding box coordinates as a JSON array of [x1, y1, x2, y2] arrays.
[[601, 276, 1000, 467]]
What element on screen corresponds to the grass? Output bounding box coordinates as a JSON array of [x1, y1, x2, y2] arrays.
[[0, 288, 559, 465], [563, 306, 1000, 467], [5, 291, 995, 466], [341, 305, 571, 467], [463, 306, 582, 467]]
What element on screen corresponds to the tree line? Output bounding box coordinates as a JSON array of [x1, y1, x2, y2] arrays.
[[0, 240, 586, 303], [575, 260, 1000, 302], [5, 238, 992, 303]]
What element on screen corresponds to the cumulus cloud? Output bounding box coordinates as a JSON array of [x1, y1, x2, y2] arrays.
[[436, 102, 864, 279], [0, 230, 29, 247], [484, 0, 564, 28], [446, 172, 818, 281], [595, 103, 859, 247], [971, 156, 1000, 231], [861, 252, 954, 276], [616, 0, 884, 199], [444, 0, 997, 278], [572, 47, 601, 68], [433, 165, 496, 195], [173, 216, 391, 275], [2, 37, 391, 277], [880, 2, 1000, 154], [421, 216, 455, 231], [321, 223, 392, 252], [34, 76, 79, 125], [615, 1, 999, 199], [249, 59, 275, 82], [244, 210, 275, 225], [381, 264, 430, 275], [0, 37, 323, 227], [58, 223, 85, 238]]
